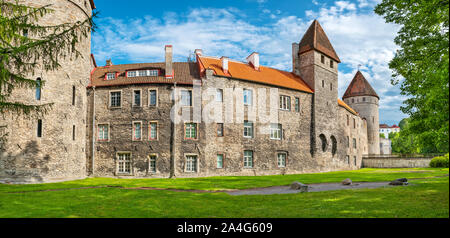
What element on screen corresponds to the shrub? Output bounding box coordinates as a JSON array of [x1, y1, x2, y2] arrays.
[[430, 154, 449, 168]]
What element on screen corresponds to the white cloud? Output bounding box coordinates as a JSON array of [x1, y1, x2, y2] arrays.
[[92, 0, 406, 124]]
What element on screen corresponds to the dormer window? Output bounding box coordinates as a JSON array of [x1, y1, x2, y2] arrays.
[[127, 70, 159, 78], [106, 73, 116, 80]]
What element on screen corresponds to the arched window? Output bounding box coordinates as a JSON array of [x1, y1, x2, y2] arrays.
[[36, 78, 41, 100], [319, 134, 327, 152], [331, 136, 337, 156]]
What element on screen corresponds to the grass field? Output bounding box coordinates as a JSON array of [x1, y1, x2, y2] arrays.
[[0, 168, 448, 218]]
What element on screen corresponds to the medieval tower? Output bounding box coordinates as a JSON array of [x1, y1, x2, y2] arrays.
[[292, 20, 341, 158], [343, 71, 380, 155], [0, 0, 95, 183]]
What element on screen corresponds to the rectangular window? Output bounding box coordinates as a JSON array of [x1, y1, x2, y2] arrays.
[[322, 80, 325, 88], [72, 86, 76, 106], [149, 155, 157, 173], [149, 90, 157, 106], [181, 90, 192, 106], [347, 115, 349, 126], [216, 89, 223, 102], [243, 89, 252, 105], [148, 70, 159, 76], [149, 122, 158, 140], [217, 123, 224, 137], [321, 55, 325, 64], [133, 122, 142, 141], [133, 90, 141, 107], [98, 124, 109, 141], [270, 123, 282, 140], [185, 123, 198, 139], [346, 155, 350, 164], [354, 156, 357, 166], [346, 136, 350, 148], [37, 119, 42, 138], [243, 150, 253, 168], [110, 91, 121, 107], [353, 138, 357, 149], [36, 78, 41, 101], [138, 70, 147, 77], [117, 153, 132, 174], [277, 153, 286, 168], [72, 125, 76, 141], [330, 83, 333, 91], [295, 97, 300, 112], [243, 121, 254, 138], [106, 73, 116, 80], [127, 71, 137, 78], [186, 155, 197, 172], [279, 95, 291, 111], [353, 118, 356, 129], [330, 60, 334, 68], [217, 154, 224, 168]]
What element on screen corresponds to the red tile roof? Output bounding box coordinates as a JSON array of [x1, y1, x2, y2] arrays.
[[88, 62, 199, 88], [343, 71, 379, 99], [197, 56, 313, 93], [298, 20, 341, 63]]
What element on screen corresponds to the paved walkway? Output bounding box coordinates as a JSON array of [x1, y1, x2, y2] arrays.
[[226, 182, 397, 196]]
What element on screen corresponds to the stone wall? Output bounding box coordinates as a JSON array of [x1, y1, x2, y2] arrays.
[[0, 0, 92, 183], [344, 95, 380, 155], [362, 157, 432, 168]]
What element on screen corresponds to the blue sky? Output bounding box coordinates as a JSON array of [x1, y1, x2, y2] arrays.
[[91, 0, 407, 125]]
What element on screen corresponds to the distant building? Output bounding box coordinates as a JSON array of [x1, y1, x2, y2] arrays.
[[379, 124, 400, 138]]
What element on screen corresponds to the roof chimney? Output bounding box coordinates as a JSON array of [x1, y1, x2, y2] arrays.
[[165, 45, 173, 79], [221, 56, 229, 74], [106, 59, 113, 66], [246, 52, 259, 70], [194, 49, 203, 56]]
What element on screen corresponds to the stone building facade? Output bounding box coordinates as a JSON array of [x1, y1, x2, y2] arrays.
[[0, 0, 95, 183], [0, 2, 379, 183]]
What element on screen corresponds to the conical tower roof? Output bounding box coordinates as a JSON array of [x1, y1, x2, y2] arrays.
[[298, 20, 341, 63], [343, 71, 379, 99]]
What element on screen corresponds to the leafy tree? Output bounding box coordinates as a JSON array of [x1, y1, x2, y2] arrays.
[[375, 0, 449, 153], [380, 133, 386, 139]]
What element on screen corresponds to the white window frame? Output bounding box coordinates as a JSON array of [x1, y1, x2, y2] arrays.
[[106, 72, 116, 80], [132, 121, 143, 141], [148, 89, 158, 107], [97, 123, 110, 142], [185, 154, 198, 173], [277, 152, 287, 168], [217, 154, 224, 169], [109, 90, 122, 108], [243, 89, 252, 105], [243, 150, 253, 168], [216, 89, 223, 102], [149, 154, 157, 173], [133, 89, 142, 107], [279, 95, 291, 111], [270, 123, 282, 140], [116, 152, 132, 175], [149, 121, 158, 140], [181, 89, 192, 107], [127, 71, 137, 78], [243, 121, 254, 138]]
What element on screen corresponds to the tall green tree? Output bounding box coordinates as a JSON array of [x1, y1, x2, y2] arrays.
[[375, 0, 449, 153], [0, 0, 96, 115]]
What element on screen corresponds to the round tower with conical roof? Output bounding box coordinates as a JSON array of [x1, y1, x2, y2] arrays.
[[342, 71, 380, 155], [0, 0, 95, 183]]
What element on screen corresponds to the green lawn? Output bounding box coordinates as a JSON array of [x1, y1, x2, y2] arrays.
[[0, 168, 448, 218]]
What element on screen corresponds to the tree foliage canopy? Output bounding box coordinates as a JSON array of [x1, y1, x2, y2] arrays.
[[0, 0, 96, 116], [375, 0, 449, 153]]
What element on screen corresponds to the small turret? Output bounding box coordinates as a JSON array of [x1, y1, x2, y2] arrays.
[[343, 71, 380, 155]]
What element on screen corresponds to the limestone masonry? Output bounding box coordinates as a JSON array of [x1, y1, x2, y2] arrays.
[[0, 1, 380, 183]]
